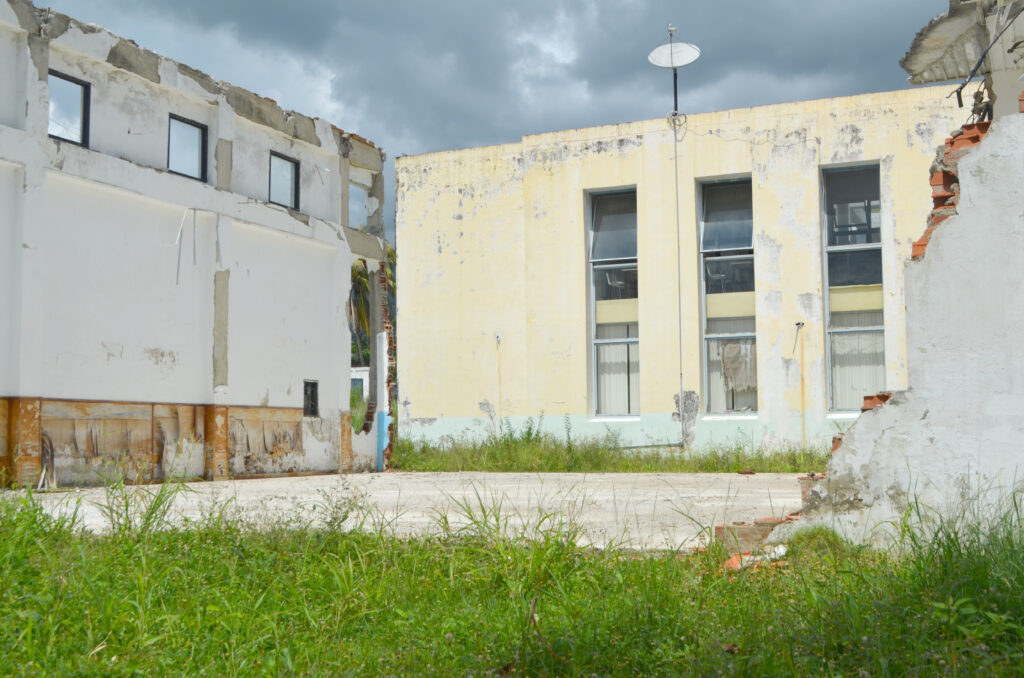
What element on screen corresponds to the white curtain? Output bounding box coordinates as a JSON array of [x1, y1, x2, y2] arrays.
[[596, 323, 638, 415], [830, 331, 884, 410], [706, 338, 757, 413]]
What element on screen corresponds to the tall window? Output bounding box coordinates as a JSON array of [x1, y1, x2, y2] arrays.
[[590, 192, 638, 415], [167, 115, 207, 181], [48, 71, 89, 146], [823, 167, 884, 410], [270, 152, 299, 209], [701, 181, 756, 413]]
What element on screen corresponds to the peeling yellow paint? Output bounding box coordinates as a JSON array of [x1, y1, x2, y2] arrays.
[[397, 87, 961, 441]]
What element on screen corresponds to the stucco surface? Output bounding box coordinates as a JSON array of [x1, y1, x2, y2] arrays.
[[26, 471, 803, 550], [0, 3, 389, 482], [397, 88, 962, 448], [775, 114, 1024, 547]]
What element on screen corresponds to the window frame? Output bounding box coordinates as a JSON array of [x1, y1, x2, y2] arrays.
[[166, 113, 208, 182], [47, 70, 90, 147], [821, 165, 885, 411], [269, 151, 300, 210], [303, 380, 319, 417], [699, 178, 757, 414], [588, 189, 639, 418]]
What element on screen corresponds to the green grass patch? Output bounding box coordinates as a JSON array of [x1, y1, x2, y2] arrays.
[[350, 390, 368, 431], [392, 418, 828, 473], [4, 486, 1024, 675]]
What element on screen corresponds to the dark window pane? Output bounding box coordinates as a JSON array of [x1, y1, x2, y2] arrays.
[[825, 168, 880, 246], [303, 380, 319, 417], [828, 249, 881, 287], [591, 193, 636, 260], [594, 266, 638, 300], [704, 257, 754, 293], [702, 182, 752, 250]]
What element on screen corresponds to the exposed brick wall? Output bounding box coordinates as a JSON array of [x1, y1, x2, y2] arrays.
[[913, 121, 990, 259]]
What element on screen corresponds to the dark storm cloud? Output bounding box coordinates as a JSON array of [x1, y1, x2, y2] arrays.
[[42, 0, 953, 237]]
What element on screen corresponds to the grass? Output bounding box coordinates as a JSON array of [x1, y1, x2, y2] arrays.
[[350, 389, 368, 431], [3, 485, 1024, 675], [391, 417, 829, 473]]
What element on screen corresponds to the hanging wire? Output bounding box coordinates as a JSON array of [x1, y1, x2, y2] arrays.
[[949, 3, 1024, 106]]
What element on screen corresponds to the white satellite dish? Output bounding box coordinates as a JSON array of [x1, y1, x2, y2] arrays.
[[647, 42, 700, 70], [647, 26, 700, 115]]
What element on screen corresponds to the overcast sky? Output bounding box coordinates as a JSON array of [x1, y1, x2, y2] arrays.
[[45, 0, 953, 242]]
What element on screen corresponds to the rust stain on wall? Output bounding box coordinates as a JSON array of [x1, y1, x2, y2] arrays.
[[340, 411, 353, 473], [228, 407, 303, 476], [204, 405, 229, 481], [11, 398, 41, 485], [41, 400, 156, 484], [0, 399, 9, 482]]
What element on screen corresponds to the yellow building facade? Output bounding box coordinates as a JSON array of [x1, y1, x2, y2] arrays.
[[395, 87, 961, 448]]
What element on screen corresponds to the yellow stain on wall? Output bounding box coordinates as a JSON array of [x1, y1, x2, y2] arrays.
[[706, 291, 756, 319], [596, 299, 638, 324], [396, 86, 962, 433], [830, 285, 884, 312]]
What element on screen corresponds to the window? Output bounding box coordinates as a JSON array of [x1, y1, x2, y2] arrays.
[[47, 71, 89, 146], [701, 180, 757, 413], [167, 115, 207, 181], [270, 152, 299, 209], [590, 191, 638, 415], [823, 167, 884, 410], [303, 380, 319, 417]]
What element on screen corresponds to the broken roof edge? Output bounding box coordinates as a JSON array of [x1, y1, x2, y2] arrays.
[[343, 225, 387, 262], [394, 85, 957, 166], [899, 0, 1024, 84], [8, 0, 382, 158]]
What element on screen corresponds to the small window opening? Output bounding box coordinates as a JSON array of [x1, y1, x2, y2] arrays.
[[48, 71, 90, 146], [303, 380, 319, 417], [270, 152, 300, 209], [168, 115, 207, 181]]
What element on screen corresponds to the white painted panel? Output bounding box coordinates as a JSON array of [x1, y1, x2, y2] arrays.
[[0, 162, 20, 393], [0, 28, 26, 130], [226, 220, 340, 409], [22, 172, 216, 402]]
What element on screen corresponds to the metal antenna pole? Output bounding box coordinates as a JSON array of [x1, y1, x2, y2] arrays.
[[668, 24, 679, 115]]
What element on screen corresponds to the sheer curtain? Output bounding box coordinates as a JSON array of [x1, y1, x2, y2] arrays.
[[829, 310, 884, 410], [596, 323, 638, 415]]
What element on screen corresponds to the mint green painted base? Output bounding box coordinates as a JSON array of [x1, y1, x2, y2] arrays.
[[399, 412, 846, 450]]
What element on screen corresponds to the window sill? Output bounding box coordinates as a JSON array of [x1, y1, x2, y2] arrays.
[[588, 416, 641, 424], [701, 414, 759, 421], [827, 411, 861, 419]]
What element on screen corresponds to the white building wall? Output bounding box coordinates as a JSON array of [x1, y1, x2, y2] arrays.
[[225, 221, 340, 409], [0, 0, 389, 482], [22, 173, 217, 403], [0, 162, 21, 394], [781, 114, 1024, 546]]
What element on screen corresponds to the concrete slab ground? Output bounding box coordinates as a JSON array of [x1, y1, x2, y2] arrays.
[[24, 472, 803, 550]]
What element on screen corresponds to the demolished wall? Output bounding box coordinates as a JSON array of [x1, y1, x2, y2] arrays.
[[780, 113, 1024, 546]]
